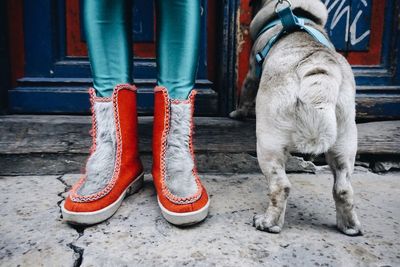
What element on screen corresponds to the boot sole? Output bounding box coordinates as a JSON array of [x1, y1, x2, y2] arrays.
[[157, 197, 210, 226], [61, 172, 144, 226]]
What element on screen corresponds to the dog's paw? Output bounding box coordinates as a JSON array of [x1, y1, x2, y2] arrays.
[[337, 221, 363, 236], [253, 214, 282, 233], [229, 109, 246, 120], [337, 213, 363, 236], [341, 227, 363, 236]]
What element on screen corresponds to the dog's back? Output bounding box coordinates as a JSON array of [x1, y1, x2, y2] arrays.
[[256, 31, 355, 155]]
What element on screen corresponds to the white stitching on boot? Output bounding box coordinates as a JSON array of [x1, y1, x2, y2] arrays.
[[165, 102, 198, 198], [77, 101, 117, 196]]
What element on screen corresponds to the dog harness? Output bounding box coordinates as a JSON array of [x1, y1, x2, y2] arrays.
[[255, 2, 334, 77]]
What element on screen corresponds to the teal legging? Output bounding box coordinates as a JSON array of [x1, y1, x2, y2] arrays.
[[83, 0, 200, 99]]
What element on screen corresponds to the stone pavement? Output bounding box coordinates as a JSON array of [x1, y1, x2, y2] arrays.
[[0, 170, 399, 267]]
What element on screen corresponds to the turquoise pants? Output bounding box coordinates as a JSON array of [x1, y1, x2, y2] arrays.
[[84, 0, 200, 99]]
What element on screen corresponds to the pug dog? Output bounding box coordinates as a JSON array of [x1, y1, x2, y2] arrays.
[[230, 0, 362, 236]]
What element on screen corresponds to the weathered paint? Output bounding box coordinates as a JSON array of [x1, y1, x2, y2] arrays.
[[236, 0, 253, 96], [345, 0, 385, 65], [7, 0, 24, 87]]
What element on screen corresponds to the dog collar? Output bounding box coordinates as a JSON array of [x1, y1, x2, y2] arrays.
[[255, 6, 334, 77]]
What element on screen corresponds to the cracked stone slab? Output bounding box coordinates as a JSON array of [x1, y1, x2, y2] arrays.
[[58, 172, 400, 266], [371, 161, 400, 173], [286, 156, 317, 173], [0, 176, 79, 266]]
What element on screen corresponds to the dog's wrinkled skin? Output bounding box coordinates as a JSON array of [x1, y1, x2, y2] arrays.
[[231, 0, 362, 236]]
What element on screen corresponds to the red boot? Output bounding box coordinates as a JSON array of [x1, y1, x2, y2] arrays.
[[62, 84, 144, 225], [152, 86, 210, 225]]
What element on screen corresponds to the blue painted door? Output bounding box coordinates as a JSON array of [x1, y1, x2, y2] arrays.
[[8, 0, 217, 114]]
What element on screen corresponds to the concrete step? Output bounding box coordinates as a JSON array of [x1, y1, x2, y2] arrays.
[[0, 115, 399, 175]]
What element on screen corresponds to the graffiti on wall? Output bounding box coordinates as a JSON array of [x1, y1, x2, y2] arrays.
[[324, 0, 372, 51]]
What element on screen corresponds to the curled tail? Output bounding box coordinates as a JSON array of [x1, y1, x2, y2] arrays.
[[293, 58, 342, 155]]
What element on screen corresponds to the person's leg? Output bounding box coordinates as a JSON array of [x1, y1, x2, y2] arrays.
[[62, 0, 144, 225], [152, 0, 209, 226], [156, 0, 201, 99], [84, 0, 132, 97]]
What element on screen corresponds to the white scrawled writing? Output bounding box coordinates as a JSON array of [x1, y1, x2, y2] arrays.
[[324, 0, 371, 46]]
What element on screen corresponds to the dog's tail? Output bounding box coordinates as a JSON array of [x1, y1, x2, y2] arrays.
[[292, 59, 342, 155]]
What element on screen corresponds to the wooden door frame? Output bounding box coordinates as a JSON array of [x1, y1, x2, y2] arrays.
[[0, 0, 11, 114], [214, 0, 239, 116]]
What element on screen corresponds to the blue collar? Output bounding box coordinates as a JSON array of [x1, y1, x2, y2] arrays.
[[255, 6, 334, 77]]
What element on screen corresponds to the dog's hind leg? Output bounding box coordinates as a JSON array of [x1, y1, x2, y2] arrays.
[[229, 58, 259, 120], [325, 120, 362, 236], [253, 133, 291, 233]]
